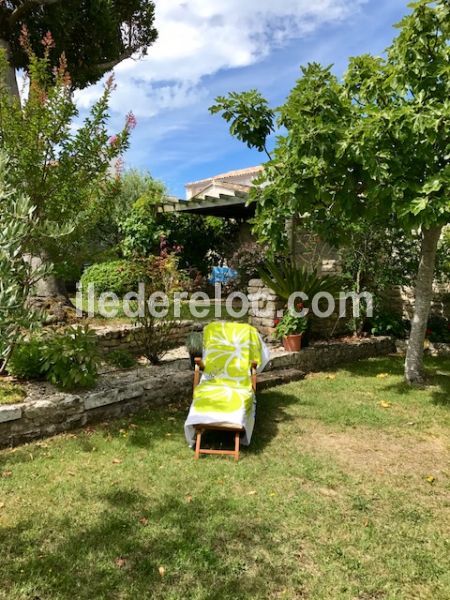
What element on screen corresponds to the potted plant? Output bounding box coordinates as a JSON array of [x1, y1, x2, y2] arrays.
[[275, 312, 308, 352], [186, 331, 203, 369]]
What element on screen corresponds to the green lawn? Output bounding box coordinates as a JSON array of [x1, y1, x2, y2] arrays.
[[0, 381, 25, 405], [0, 355, 449, 599], [72, 297, 248, 326]]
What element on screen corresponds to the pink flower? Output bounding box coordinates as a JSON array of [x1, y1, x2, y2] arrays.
[[108, 135, 119, 146], [125, 112, 137, 130], [19, 25, 31, 51], [41, 31, 55, 49], [105, 74, 117, 92], [114, 157, 124, 177]]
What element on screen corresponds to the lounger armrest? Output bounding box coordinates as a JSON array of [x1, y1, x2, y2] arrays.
[[195, 357, 205, 370], [251, 361, 258, 392], [193, 358, 205, 390]]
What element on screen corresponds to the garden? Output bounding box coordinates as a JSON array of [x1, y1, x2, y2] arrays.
[[1, 355, 449, 598], [0, 1, 449, 598]]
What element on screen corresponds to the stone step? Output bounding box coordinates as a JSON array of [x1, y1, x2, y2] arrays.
[[257, 368, 305, 391]]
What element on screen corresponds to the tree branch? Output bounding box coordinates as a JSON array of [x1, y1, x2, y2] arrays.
[[9, 0, 61, 25], [93, 49, 135, 72]]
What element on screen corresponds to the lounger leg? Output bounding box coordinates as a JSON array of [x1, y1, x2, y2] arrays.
[[195, 429, 202, 460], [234, 431, 240, 462]]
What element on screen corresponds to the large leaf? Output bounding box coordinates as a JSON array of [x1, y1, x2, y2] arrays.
[[259, 258, 343, 304]]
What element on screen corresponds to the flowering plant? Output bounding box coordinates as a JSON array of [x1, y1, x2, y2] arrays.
[[275, 311, 308, 340]]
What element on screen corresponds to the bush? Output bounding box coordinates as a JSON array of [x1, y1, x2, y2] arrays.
[[186, 332, 203, 356], [80, 260, 148, 296], [106, 349, 137, 369], [426, 316, 450, 343], [229, 242, 268, 290], [133, 255, 182, 365], [8, 327, 100, 390], [370, 312, 409, 339], [42, 327, 100, 390], [8, 338, 46, 380]]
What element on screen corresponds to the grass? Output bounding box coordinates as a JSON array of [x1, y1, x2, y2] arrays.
[[0, 355, 449, 599], [0, 381, 25, 405], [72, 297, 248, 326]]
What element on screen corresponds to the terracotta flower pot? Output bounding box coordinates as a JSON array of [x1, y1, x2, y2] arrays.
[[283, 334, 302, 352]]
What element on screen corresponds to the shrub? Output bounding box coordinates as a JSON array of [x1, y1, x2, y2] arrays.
[[186, 332, 203, 356], [229, 242, 268, 290], [133, 255, 182, 365], [42, 327, 100, 390], [426, 316, 450, 343], [8, 338, 46, 380], [80, 260, 148, 296], [106, 349, 137, 369], [370, 312, 409, 339], [259, 258, 343, 304], [8, 327, 100, 390]]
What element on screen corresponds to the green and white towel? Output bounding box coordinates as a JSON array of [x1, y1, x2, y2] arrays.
[[184, 321, 270, 446]]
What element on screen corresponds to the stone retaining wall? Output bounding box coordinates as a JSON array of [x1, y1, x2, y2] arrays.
[[395, 340, 450, 357], [0, 337, 395, 448], [93, 320, 200, 355]]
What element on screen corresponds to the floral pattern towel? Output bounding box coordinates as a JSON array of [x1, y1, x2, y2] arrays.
[[184, 321, 270, 446]]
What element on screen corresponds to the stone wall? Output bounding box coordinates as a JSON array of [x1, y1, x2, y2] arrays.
[[247, 279, 353, 341], [395, 340, 450, 357], [0, 336, 395, 447], [382, 284, 450, 319], [93, 320, 201, 355], [248, 279, 285, 339]]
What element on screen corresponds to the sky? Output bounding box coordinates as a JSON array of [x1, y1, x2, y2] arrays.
[[76, 0, 412, 198]]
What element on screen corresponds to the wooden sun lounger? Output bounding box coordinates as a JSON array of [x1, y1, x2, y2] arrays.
[[192, 358, 258, 462]]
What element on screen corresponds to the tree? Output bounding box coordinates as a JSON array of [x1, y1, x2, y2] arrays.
[[164, 214, 240, 275], [0, 151, 56, 373], [0, 38, 133, 302], [210, 90, 275, 160], [343, 0, 450, 383], [118, 170, 167, 258], [211, 0, 450, 384], [0, 0, 157, 96]]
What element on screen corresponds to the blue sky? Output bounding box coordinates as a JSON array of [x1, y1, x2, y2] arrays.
[[77, 0, 411, 198]]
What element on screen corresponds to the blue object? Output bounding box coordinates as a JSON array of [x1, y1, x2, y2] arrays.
[[209, 266, 238, 285]]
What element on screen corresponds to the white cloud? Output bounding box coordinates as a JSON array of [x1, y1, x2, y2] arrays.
[[76, 0, 366, 119]]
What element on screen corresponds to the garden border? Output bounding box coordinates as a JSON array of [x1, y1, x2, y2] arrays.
[[0, 337, 395, 447]]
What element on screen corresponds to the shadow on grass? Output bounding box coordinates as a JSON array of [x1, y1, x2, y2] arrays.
[[341, 354, 450, 408], [188, 387, 302, 456], [0, 487, 290, 599]]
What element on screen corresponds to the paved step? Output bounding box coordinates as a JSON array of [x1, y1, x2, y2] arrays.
[[258, 368, 305, 391]]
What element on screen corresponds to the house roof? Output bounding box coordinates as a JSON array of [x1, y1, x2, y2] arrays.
[[159, 165, 262, 219], [185, 165, 263, 188], [192, 180, 252, 199]]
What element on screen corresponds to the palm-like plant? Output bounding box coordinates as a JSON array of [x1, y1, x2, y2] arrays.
[[259, 259, 343, 306]]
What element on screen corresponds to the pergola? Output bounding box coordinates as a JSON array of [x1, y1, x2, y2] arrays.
[[158, 191, 255, 220]]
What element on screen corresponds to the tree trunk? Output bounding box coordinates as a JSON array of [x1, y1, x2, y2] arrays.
[[404, 226, 442, 385], [0, 39, 20, 99]]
